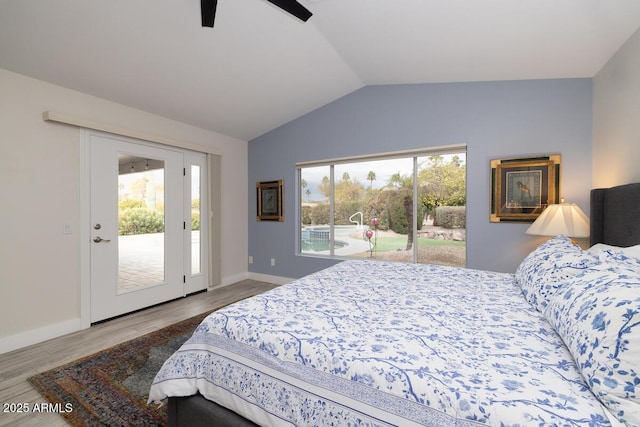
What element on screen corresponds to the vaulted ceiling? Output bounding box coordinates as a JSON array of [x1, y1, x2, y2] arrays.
[[1, 0, 640, 141]]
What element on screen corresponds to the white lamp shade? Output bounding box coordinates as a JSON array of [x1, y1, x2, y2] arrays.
[[525, 203, 590, 238]]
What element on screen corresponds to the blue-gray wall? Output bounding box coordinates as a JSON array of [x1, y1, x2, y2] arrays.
[[248, 78, 593, 278]]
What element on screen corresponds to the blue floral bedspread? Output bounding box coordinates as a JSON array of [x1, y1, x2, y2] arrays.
[[149, 260, 617, 426]]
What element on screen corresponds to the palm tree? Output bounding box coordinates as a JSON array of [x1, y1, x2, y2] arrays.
[[367, 170, 376, 190], [301, 178, 308, 201]]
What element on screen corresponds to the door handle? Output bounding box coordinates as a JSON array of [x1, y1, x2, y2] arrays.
[[93, 236, 111, 243]]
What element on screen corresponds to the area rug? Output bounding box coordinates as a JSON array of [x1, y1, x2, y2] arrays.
[[28, 312, 211, 426]]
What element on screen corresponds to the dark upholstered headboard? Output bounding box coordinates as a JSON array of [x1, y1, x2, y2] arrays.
[[590, 182, 640, 247]]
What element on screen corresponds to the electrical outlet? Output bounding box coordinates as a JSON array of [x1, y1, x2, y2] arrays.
[[248, 256, 253, 264], [270, 258, 275, 267]]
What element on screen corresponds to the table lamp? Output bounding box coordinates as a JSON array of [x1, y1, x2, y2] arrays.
[[525, 202, 590, 238]]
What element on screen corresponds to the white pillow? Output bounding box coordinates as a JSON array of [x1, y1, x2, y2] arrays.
[[588, 243, 640, 260], [598, 249, 640, 271]]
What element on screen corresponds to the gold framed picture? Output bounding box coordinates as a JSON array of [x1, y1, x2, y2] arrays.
[[490, 155, 561, 223], [257, 180, 284, 221]]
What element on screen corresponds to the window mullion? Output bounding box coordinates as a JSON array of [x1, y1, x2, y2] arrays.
[[413, 157, 418, 264], [329, 165, 335, 257]]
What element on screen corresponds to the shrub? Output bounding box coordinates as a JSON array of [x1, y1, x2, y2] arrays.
[[364, 196, 389, 230], [386, 192, 410, 234], [310, 203, 330, 225], [334, 200, 363, 225], [383, 191, 427, 234], [435, 206, 466, 228], [191, 211, 200, 231], [119, 198, 145, 210], [301, 205, 312, 225], [119, 208, 165, 235]]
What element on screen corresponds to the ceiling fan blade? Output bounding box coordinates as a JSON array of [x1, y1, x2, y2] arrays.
[[201, 0, 217, 27], [265, 0, 313, 22]]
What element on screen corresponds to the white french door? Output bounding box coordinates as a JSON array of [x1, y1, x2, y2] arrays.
[[88, 132, 207, 323]]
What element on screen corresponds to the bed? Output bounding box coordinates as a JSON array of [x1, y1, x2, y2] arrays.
[[149, 182, 640, 426]]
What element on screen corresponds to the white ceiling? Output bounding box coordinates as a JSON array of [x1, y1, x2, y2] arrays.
[[1, 0, 640, 141]]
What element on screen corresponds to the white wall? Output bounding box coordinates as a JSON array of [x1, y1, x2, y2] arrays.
[[593, 27, 640, 188], [0, 69, 248, 352]]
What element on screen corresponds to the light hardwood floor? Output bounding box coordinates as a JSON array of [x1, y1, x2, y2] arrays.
[[0, 280, 279, 426]]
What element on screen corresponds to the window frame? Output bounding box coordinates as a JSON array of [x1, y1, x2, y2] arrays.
[[296, 144, 467, 263]]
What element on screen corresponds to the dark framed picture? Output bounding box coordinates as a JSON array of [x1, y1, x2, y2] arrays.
[[257, 180, 284, 221], [490, 155, 561, 223]]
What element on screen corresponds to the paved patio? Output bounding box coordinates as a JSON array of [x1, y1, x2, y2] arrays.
[[118, 232, 200, 293]]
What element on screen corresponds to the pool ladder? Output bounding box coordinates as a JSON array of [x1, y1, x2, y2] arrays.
[[349, 212, 364, 229]]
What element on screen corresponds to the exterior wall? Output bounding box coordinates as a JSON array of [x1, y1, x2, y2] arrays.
[[248, 79, 593, 277], [593, 27, 640, 188], [0, 69, 248, 352]]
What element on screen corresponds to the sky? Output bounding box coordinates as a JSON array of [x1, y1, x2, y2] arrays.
[[300, 153, 465, 201]]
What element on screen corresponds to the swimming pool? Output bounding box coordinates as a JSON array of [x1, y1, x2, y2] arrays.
[[301, 226, 348, 252]]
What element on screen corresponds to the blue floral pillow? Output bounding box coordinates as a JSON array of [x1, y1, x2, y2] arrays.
[[544, 269, 640, 425], [515, 235, 601, 311]]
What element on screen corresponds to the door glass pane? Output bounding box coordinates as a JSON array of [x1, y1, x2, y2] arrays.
[[117, 155, 165, 293], [191, 165, 201, 275]]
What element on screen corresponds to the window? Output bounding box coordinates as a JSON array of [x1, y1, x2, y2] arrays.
[[298, 146, 466, 266]]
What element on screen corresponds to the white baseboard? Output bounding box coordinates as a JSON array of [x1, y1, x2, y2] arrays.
[[247, 272, 295, 286], [2, 273, 293, 354], [209, 272, 294, 291], [220, 272, 250, 287], [0, 318, 82, 355]]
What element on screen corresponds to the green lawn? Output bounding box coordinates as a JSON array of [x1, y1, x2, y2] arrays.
[[370, 236, 465, 252]]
